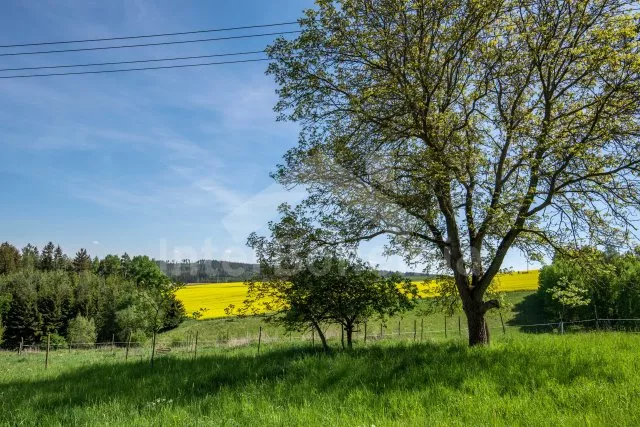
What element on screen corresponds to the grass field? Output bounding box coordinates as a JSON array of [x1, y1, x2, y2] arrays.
[[177, 270, 541, 319], [1, 332, 639, 426]]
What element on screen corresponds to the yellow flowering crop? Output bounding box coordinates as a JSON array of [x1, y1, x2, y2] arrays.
[[177, 270, 540, 319]]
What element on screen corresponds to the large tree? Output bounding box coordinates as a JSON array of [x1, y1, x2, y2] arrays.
[[266, 0, 640, 345]]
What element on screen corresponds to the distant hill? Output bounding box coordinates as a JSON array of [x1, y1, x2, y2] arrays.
[[156, 259, 429, 284]]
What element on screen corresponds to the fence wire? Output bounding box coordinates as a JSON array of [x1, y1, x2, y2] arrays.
[[10, 317, 640, 356]]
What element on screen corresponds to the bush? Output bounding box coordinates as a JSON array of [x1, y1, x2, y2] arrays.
[[162, 295, 186, 331], [66, 315, 97, 348], [115, 305, 150, 341], [129, 329, 148, 346], [47, 333, 67, 349]]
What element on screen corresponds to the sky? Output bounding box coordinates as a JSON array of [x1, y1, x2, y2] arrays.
[[0, 0, 537, 272]]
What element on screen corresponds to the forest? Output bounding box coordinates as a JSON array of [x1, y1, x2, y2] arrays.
[[0, 241, 185, 347]]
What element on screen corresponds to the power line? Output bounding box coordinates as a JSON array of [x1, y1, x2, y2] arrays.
[[0, 50, 265, 72], [0, 21, 300, 48], [0, 58, 270, 79], [0, 30, 300, 57]]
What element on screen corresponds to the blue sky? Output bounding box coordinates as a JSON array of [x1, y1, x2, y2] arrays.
[[0, 0, 536, 272]]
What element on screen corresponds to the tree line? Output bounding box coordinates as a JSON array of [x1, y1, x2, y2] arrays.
[[0, 242, 185, 348], [538, 247, 640, 322], [155, 259, 427, 285]]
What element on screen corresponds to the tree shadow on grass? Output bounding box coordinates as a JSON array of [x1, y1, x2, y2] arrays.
[[507, 292, 554, 333], [0, 340, 616, 422]]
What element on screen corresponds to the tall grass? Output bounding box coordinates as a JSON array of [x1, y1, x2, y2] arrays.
[[1, 332, 639, 426]]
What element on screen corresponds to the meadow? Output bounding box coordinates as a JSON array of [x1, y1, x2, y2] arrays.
[[177, 270, 540, 319], [1, 332, 639, 426]]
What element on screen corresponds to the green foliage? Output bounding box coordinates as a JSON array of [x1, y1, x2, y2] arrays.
[[40, 242, 55, 271], [0, 242, 21, 275], [538, 247, 640, 320], [266, 0, 640, 345], [242, 256, 417, 350], [72, 249, 92, 273], [0, 242, 185, 347], [48, 332, 67, 348], [66, 315, 97, 347]]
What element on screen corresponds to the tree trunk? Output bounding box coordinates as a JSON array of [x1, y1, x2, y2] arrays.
[[465, 308, 490, 346], [313, 323, 329, 352], [345, 325, 353, 350]]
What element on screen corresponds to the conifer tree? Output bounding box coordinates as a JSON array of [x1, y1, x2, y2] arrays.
[[40, 242, 55, 271], [72, 249, 92, 273]]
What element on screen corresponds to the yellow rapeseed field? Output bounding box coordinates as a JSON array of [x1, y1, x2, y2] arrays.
[[177, 270, 540, 319]]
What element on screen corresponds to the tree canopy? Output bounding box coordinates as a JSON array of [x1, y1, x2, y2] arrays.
[[266, 0, 640, 345]]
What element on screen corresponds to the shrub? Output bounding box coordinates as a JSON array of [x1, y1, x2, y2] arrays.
[[67, 315, 97, 348], [47, 333, 67, 349]]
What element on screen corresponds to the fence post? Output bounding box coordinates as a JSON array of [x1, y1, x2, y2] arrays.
[[499, 312, 506, 335], [19, 337, 23, 356], [380, 323, 384, 338], [111, 334, 115, 352], [364, 322, 367, 344], [444, 316, 448, 338], [150, 329, 157, 368], [413, 319, 417, 341], [45, 333, 50, 369], [594, 304, 600, 330], [125, 331, 131, 361], [257, 326, 262, 354], [458, 316, 462, 337], [193, 331, 199, 360], [420, 318, 424, 341]]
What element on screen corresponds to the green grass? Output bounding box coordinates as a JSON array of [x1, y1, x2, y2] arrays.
[[1, 333, 639, 426]]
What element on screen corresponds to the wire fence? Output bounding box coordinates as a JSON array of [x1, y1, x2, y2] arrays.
[[8, 316, 640, 369]]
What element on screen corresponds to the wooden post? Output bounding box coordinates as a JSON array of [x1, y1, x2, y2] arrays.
[[413, 319, 417, 341], [150, 329, 157, 368], [499, 312, 506, 334], [193, 331, 199, 360], [420, 319, 424, 341], [458, 316, 462, 337], [257, 326, 262, 354], [111, 334, 115, 352], [45, 334, 50, 369], [380, 323, 383, 338], [125, 331, 131, 361], [397, 320, 401, 337], [364, 322, 367, 344], [444, 316, 448, 338], [594, 304, 600, 330], [19, 337, 23, 356]]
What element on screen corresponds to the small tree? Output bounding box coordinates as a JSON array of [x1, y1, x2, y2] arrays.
[[66, 315, 97, 348], [240, 256, 417, 350], [547, 277, 591, 321]]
